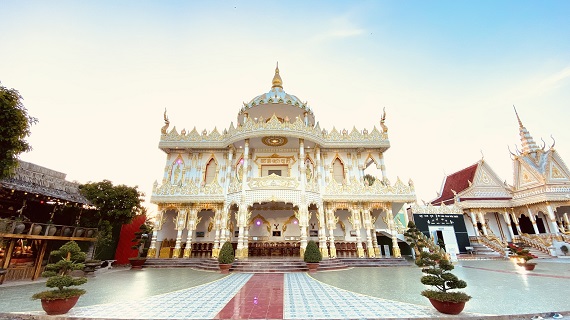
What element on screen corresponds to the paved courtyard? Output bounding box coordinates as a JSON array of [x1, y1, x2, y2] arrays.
[[0, 258, 568, 319]]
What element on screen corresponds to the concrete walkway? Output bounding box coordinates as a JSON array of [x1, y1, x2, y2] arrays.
[[0, 258, 568, 319]]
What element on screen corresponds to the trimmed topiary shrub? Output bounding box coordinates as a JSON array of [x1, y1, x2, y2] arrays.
[[218, 241, 235, 264], [32, 241, 88, 300], [303, 240, 322, 263]]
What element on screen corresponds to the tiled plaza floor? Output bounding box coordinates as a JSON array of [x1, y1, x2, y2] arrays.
[[0, 258, 569, 319]]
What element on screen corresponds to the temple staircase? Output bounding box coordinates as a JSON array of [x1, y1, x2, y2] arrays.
[[142, 257, 411, 272]]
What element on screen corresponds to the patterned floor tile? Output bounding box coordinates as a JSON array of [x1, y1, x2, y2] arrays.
[[284, 273, 462, 319], [66, 273, 253, 319]]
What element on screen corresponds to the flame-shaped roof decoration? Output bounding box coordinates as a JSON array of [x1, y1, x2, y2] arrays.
[[514, 105, 539, 154]]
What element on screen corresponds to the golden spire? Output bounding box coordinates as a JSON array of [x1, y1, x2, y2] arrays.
[[271, 62, 283, 89]]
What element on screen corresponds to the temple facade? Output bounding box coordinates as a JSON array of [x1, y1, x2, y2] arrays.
[[149, 66, 416, 260], [411, 108, 570, 257]]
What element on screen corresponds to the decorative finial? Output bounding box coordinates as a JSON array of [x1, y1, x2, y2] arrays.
[[161, 108, 170, 134], [380, 107, 388, 133], [271, 62, 283, 89], [513, 106, 539, 154], [513, 105, 523, 128]]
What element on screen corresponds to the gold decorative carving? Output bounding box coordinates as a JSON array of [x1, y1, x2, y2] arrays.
[[262, 136, 288, 147], [248, 174, 299, 190]]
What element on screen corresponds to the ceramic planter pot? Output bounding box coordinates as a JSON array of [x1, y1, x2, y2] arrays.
[[428, 298, 466, 315], [306, 262, 319, 273], [219, 264, 232, 274], [128, 257, 147, 269], [40, 296, 80, 315]]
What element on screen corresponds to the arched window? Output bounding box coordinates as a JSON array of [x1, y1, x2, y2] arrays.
[[204, 159, 217, 185], [333, 158, 344, 183]]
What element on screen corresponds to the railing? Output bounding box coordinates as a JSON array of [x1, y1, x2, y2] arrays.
[[478, 235, 508, 256], [518, 233, 551, 255]]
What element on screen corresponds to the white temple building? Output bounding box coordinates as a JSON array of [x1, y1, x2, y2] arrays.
[[149, 65, 416, 260], [410, 107, 570, 258]]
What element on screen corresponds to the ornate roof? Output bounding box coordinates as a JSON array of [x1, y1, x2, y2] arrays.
[[431, 163, 478, 205], [0, 161, 89, 204], [238, 64, 314, 117]]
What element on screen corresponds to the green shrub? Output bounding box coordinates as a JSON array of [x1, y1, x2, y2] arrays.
[[405, 223, 471, 303], [561, 245, 568, 256], [304, 240, 322, 263], [32, 241, 87, 301], [218, 241, 235, 264]]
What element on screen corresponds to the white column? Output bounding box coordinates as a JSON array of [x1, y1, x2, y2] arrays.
[[378, 152, 387, 183], [546, 203, 560, 235], [173, 208, 187, 259], [564, 213, 570, 229], [511, 210, 522, 235], [363, 208, 375, 258], [147, 209, 165, 258], [212, 209, 221, 258], [183, 208, 198, 258], [317, 206, 328, 258], [315, 147, 323, 189], [352, 208, 365, 258], [297, 208, 309, 256], [469, 210, 480, 236], [502, 210, 515, 242], [386, 204, 402, 258], [326, 208, 337, 258], [478, 210, 488, 236], [526, 207, 540, 234]]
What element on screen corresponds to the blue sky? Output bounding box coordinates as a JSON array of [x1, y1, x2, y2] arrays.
[[1, 1, 569, 208]]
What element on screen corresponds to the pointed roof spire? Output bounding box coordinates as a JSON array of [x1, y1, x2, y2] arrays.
[[513, 105, 539, 154], [271, 62, 283, 89]]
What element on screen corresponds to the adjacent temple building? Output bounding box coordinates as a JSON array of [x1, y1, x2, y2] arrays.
[[410, 107, 570, 258], [149, 65, 416, 260]]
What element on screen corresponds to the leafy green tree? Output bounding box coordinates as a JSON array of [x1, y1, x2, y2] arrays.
[[79, 180, 145, 259], [79, 180, 145, 226], [0, 83, 38, 179], [363, 174, 376, 186]]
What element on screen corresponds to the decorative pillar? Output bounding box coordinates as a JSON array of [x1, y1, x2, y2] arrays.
[[148, 209, 165, 258], [295, 208, 310, 257], [173, 208, 188, 258], [349, 207, 365, 258], [211, 209, 222, 258], [183, 208, 199, 258], [502, 209, 516, 242], [225, 147, 234, 193], [545, 203, 560, 235], [236, 206, 251, 259], [317, 207, 328, 258], [378, 152, 387, 183], [363, 208, 375, 258], [477, 210, 488, 236], [469, 210, 480, 236], [526, 206, 540, 234], [386, 205, 402, 258], [315, 147, 323, 189], [371, 216, 380, 257], [243, 228, 249, 257], [511, 209, 522, 235], [326, 208, 337, 258], [564, 213, 570, 229]]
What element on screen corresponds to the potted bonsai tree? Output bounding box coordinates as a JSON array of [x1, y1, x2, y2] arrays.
[[32, 241, 88, 315], [303, 240, 322, 272], [405, 222, 470, 315], [129, 220, 152, 269], [218, 241, 234, 274], [508, 243, 537, 270], [560, 244, 568, 256]]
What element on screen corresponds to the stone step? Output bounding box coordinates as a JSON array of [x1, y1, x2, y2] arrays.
[[142, 257, 410, 272]]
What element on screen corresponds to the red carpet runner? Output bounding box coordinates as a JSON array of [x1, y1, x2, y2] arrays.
[[215, 274, 284, 319]]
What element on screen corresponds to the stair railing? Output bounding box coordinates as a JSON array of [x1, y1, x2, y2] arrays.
[[478, 235, 508, 257], [518, 233, 551, 255]]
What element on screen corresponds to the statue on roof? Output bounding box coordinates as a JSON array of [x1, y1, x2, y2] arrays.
[[161, 108, 170, 134], [380, 107, 388, 133]]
